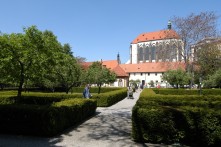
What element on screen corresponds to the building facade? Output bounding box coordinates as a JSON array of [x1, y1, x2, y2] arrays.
[[82, 22, 186, 88]]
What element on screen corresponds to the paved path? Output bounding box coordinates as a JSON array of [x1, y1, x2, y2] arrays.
[[0, 90, 167, 147]]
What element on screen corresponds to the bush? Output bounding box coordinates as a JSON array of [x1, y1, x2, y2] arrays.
[[71, 87, 122, 93], [92, 88, 127, 107], [0, 98, 97, 136], [132, 88, 221, 146]]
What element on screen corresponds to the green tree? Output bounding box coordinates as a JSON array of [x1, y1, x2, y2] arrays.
[[204, 69, 221, 88], [54, 53, 82, 94], [171, 11, 219, 88], [85, 62, 116, 94], [162, 68, 190, 88], [0, 26, 63, 97], [195, 43, 221, 79]]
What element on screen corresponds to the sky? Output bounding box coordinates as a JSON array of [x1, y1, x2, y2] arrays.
[[0, 0, 221, 63]]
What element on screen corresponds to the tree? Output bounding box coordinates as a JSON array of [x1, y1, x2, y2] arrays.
[[162, 68, 190, 88], [0, 26, 64, 97], [84, 62, 116, 94], [54, 53, 82, 94], [172, 11, 219, 63], [195, 43, 221, 79], [204, 69, 221, 88], [171, 11, 219, 88]]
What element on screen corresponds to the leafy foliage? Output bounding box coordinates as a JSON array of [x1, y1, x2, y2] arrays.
[[162, 68, 190, 88], [83, 61, 116, 93]]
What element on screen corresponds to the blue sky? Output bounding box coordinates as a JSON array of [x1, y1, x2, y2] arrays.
[[0, 0, 221, 63]]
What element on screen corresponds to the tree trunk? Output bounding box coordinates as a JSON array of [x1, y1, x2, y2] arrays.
[[98, 83, 101, 94], [18, 62, 24, 97]]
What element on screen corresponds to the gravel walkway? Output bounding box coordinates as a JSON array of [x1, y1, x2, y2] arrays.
[[0, 90, 168, 147]]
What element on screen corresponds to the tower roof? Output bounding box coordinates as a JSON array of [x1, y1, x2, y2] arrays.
[[131, 29, 180, 44]]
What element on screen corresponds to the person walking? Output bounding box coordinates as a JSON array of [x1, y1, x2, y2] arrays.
[[83, 84, 91, 98]]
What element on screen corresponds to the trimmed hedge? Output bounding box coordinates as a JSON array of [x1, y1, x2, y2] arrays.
[[71, 87, 122, 93], [92, 88, 127, 107], [153, 88, 221, 95], [132, 88, 221, 146], [0, 98, 97, 136]]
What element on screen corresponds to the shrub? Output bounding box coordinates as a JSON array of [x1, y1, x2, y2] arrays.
[[0, 98, 97, 136], [132, 88, 221, 146], [92, 88, 127, 107]]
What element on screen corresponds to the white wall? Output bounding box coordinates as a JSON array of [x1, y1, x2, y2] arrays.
[[131, 44, 137, 64], [129, 72, 165, 87]]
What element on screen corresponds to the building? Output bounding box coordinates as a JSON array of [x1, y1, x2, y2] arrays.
[[129, 21, 184, 64], [190, 37, 221, 62], [81, 57, 129, 87], [82, 22, 186, 88]]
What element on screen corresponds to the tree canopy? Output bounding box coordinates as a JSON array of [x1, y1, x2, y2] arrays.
[[0, 26, 81, 96], [83, 61, 116, 93], [162, 68, 191, 88]]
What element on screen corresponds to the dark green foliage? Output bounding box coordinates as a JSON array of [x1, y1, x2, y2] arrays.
[[0, 98, 96, 136], [132, 88, 221, 146], [92, 88, 127, 107], [153, 88, 221, 95], [71, 87, 122, 93]]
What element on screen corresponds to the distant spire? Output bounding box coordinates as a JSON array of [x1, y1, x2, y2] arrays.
[[117, 52, 121, 64], [168, 20, 172, 30]]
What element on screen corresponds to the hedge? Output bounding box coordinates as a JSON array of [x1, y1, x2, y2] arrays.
[[71, 87, 122, 93], [132, 88, 221, 146], [153, 88, 221, 95], [92, 88, 127, 107], [0, 98, 97, 136]]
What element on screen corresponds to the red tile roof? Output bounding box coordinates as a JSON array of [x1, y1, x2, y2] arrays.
[[132, 30, 180, 44], [81, 60, 119, 70], [120, 62, 185, 73], [112, 65, 128, 77], [102, 60, 119, 70]]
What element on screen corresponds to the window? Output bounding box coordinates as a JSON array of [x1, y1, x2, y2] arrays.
[[141, 73, 143, 76], [145, 46, 149, 60], [151, 46, 156, 60], [148, 73, 150, 76], [155, 73, 157, 76], [134, 73, 135, 76]]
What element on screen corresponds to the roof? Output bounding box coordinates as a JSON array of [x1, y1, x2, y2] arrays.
[[112, 65, 128, 77], [102, 60, 119, 70], [120, 62, 185, 73], [80, 60, 129, 77], [81, 60, 119, 70], [131, 29, 180, 44], [81, 62, 93, 70]]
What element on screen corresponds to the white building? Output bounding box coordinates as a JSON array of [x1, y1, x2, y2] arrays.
[[130, 22, 184, 64], [82, 22, 186, 88]]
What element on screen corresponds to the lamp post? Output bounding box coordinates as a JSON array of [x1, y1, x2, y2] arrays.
[[199, 76, 202, 95]]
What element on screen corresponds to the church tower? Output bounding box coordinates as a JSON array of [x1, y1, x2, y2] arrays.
[[117, 52, 121, 64]]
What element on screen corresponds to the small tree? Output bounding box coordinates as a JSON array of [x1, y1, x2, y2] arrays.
[[148, 80, 155, 88], [162, 68, 190, 88], [204, 69, 221, 88], [85, 62, 116, 94]]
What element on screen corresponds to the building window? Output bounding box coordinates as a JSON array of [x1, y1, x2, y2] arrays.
[[134, 73, 135, 76], [151, 46, 156, 60], [129, 73, 130, 76], [155, 73, 157, 76], [141, 73, 143, 76], [145, 46, 149, 60]]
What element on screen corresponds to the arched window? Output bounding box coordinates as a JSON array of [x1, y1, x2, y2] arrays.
[[151, 45, 156, 61], [138, 46, 143, 62], [145, 46, 149, 61], [157, 44, 163, 61]]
